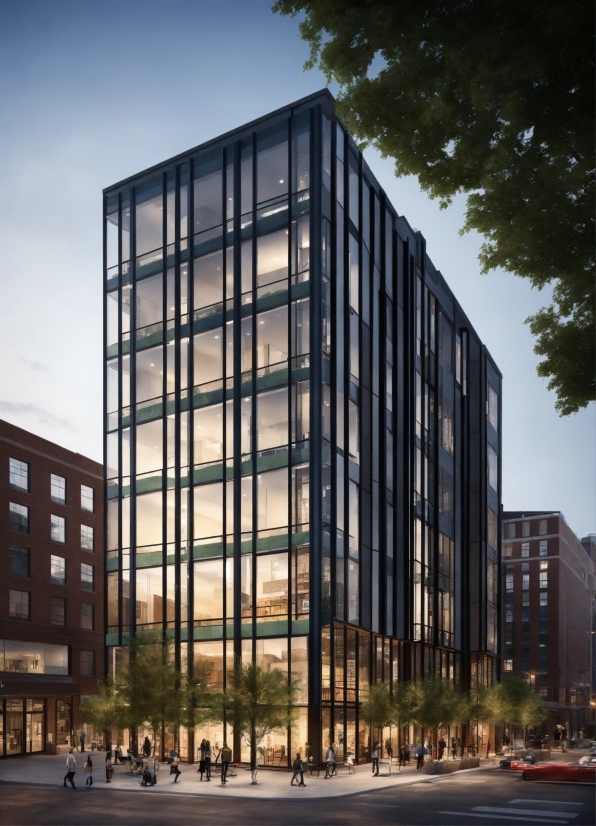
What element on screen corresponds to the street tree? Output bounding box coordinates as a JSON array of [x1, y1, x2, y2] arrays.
[[360, 681, 416, 757], [483, 676, 547, 740], [274, 0, 595, 415], [80, 677, 128, 741], [213, 662, 299, 783], [412, 677, 471, 756]]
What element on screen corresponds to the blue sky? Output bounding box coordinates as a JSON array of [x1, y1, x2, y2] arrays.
[[0, 0, 593, 537]]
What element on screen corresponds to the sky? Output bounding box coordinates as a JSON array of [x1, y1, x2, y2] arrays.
[[0, 0, 593, 538]]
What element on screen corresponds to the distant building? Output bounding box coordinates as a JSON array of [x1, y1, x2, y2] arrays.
[[502, 511, 596, 737], [103, 90, 502, 764], [0, 420, 104, 756]]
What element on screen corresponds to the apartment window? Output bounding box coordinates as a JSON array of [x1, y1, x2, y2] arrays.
[[51, 514, 65, 543], [50, 474, 66, 505], [487, 507, 498, 550], [505, 610, 513, 623], [51, 597, 66, 626], [9, 458, 29, 491], [487, 382, 498, 431], [80, 650, 95, 677], [582, 569, 587, 585], [540, 569, 548, 589], [487, 445, 498, 492], [505, 565, 513, 591], [50, 555, 66, 585], [539, 519, 548, 535], [540, 591, 548, 606], [81, 602, 94, 630], [522, 521, 530, 537], [81, 563, 94, 592], [522, 562, 529, 572], [539, 540, 548, 557], [522, 573, 529, 590], [80, 525, 94, 552], [521, 542, 529, 558], [9, 502, 29, 533], [81, 485, 94, 512], [503, 659, 513, 672], [522, 591, 529, 606], [9, 545, 29, 577], [506, 523, 515, 539], [503, 544, 512, 558], [9, 589, 30, 619]]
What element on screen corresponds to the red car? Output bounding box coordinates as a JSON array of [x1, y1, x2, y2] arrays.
[[522, 763, 596, 783], [500, 756, 537, 771]]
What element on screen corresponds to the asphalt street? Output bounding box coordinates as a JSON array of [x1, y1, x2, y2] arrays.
[[0, 767, 593, 825]]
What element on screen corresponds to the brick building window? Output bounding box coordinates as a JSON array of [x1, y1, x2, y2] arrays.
[[9, 458, 29, 491], [81, 563, 94, 592], [522, 574, 529, 590], [9, 502, 29, 533], [539, 520, 548, 535], [487, 507, 498, 550], [539, 540, 547, 556], [506, 523, 515, 539], [80, 650, 95, 676], [51, 597, 66, 626], [50, 474, 66, 505], [540, 591, 548, 606], [51, 514, 65, 543], [503, 659, 513, 672], [539, 569, 548, 589], [521, 542, 529, 558], [81, 602, 94, 630], [522, 521, 530, 537], [505, 566, 514, 591], [50, 555, 66, 585], [503, 543, 512, 558], [81, 525, 94, 552], [9, 589, 30, 619], [9, 545, 29, 577], [81, 485, 94, 512]]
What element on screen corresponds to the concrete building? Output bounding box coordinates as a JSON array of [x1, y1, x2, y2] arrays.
[[103, 90, 502, 764], [502, 511, 596, 737], [0, 420, 104, 756]]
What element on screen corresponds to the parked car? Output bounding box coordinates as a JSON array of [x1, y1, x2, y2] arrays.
[[522, 763, 596, 782], [500, 755, 538, 770], [526, 735, 547, 749]]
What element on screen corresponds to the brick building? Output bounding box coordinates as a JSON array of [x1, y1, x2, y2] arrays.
[[502, 511, 596, 738], [0, 420, 104, 756]]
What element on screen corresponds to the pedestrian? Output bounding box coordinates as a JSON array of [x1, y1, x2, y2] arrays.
[[143, 736, 151, 758], [451, 737, 457, 759], [385, 739, 393, 759], [291, 752, 306, 786], [63, 747, 77, 788], [105, 748, 113, 783], [553, 728, 561, 748], [415, 742, 426, 771], [170, 753, 181, 783], [324, 744, 336, 778], [205, 740, 212, 781], [220, 742, 232, 785], [114, 743, 122, 764], [371, 742, 380, 776], [197, 738, 206, 778], [79, 730, 86, 753], [438, 737, 446, 761], [84, 755, 93, 787]]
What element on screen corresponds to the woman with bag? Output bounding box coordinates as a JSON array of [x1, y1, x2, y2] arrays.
[[84, 755, 93, 787], [169, 745, 181, 783], [197, 739, 207, 780]]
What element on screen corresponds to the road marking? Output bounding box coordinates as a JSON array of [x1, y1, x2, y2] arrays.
[[473, 806, 579, 819], [439, 811, 568, 823], [509, 800, 584, 806]]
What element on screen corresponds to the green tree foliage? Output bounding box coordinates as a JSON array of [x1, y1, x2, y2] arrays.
[[360, 682, 397, 730], [80, 677, 128, 735], [274, 0, 595, 414], [412, 676, 471, 754], [482, 676, 547, 734], [212, 663, 299, 782]]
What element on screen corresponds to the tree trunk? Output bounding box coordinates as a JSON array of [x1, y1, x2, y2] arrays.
[[250, 724, 258, 784]]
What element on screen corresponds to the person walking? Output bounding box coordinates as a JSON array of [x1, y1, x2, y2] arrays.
[[84, 755, 93, 787], [371, 743, 380, 776], [220, 742, 232, 785], [324, 744, 337, 778], [291, 752, 306, 786], [79, 730, 86, 753], [105, 748, 113, 783], [204, 740, 212, 781], [170, 749, 181, 783], [415, 742, 426, 771], [64, 748, 77, 788], [114, 743, 122, 764], [143, 736, 151, 758], [438, 737, 446, 760], [451, 737, 457, 759]]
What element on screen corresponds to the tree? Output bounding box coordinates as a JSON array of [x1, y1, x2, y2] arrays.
[[80, 677, 128, 739], [213, 663, 299, 783], [483, 676, 547, 738], [273, 0, 595, 415], [411, 677, 471, 755], [360, 680, 416, 757]]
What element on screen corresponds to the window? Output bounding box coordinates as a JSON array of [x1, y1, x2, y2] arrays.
[[81, 563, 94, 592], [521, 542, 529, 558], [506, 566, 514, 591], [9, 546, 29, 577], [503, 659, 513, 672], [506, 523, 515, 539], [9, 503, 29, 533], [540, 591, 547, 605], [80, 603, 94, 631], [9, 458, 29, 491], [9, 589, 30, 619], [487, 445, 498, 492], [539, 519, 547, 535], [540, 569, 548, 589], [522, 574, 529, 590], [50, 474, 66, 505], [522, 521, 530, 537], [503, 544, 512, 558], [522, 591, 530, 606], [487, 383, 498, 430], [505, 609, 513, 623], [81, 485, 94, 512], [51, 514, 65, 543], [539, 540, 548, 557], [487, 507, 498, 550], [80, 525, 94, 552], [50, 555, 66, 585], [80, 650, 95, 677], [522, 562, 529, 572], [51, 597, 66, 626]]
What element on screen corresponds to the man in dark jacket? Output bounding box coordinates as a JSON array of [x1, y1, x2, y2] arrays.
[[291, 753, 306, 786], [220, 743, 232, 785]]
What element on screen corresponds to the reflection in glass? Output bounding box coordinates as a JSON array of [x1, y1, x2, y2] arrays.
[[194, 250, 223, 310], [194, 404, 223, 464], [194, 559, 223, 620], [193, 482, 223, 539], [258, 469, 288, 531], [257, 388, 288, 451], [136, 566, 163, 628], [256, 552, 288, 618]]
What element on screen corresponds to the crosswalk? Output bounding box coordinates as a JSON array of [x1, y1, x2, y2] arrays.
[[439, 798, 584, 824]]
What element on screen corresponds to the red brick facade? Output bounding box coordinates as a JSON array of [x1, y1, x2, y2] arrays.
[[0, 419, 104, 755]]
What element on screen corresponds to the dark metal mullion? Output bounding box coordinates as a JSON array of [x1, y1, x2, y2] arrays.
[[329, 114, 337, 628], [232, 140, 242, 671], [285, 117, 292, 761], [173, 167, 182, 657], [129, 189, 137, 637], [378, 194, 388, 638], [220, 151, 228, 683], [404, 242, 414, 655], [251, 133, 257, 661], [342, 142, 349, 621], [187, 163, 195, 672], [160, 175, 169, 650], [102, 196, 112, 655]]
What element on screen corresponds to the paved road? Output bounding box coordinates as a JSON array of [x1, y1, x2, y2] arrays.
[[0, 768, 593, 825]]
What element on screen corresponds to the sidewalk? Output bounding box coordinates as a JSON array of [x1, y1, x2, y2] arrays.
[[0, 753, 500, 800]]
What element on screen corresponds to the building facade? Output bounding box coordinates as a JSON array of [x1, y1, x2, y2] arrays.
[[502, 511, 596, 737], [103, 90, 502, 764], [0, 420, 104, 756]]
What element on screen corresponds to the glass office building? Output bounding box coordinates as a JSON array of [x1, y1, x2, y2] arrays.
[[103, 90, 502, 764]]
